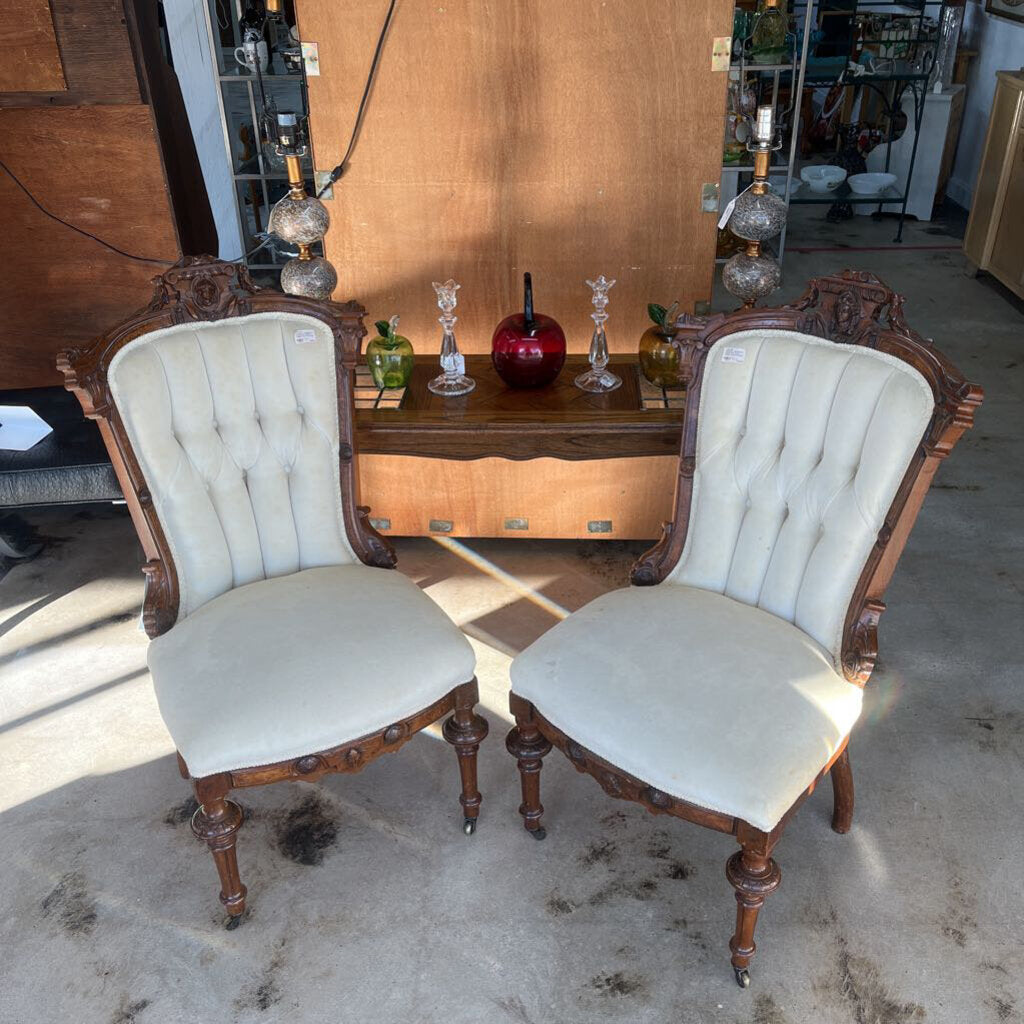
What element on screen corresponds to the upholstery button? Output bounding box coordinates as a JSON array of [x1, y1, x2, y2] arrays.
[[295, 405, 304, 416], [745, 499, 752, 510], [211, 419, 218, 430]]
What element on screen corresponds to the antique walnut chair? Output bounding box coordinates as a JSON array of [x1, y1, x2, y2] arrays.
[[505, 271, 981, 986], [59, 257, 487, 926]]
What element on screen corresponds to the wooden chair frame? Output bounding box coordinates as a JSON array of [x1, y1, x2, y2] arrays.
[[58, 256, 487, 926], [505, 270, 982, 985]]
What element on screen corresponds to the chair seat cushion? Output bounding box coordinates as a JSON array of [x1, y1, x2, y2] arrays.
[[148, 565, 475, 777], [510, 585, 862, 832]]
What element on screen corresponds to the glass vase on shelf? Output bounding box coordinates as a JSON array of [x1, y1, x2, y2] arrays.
[[575, 276, 620, 394], [427, 279, 475, 397], [750, 0, 787, 65]]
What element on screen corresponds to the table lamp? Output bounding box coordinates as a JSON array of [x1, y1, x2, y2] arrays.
[[722, 104, 786, 308], [266, 112, 338, 299]]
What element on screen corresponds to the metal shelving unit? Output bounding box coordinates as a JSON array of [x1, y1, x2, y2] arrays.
[[721, 0, 949, 261], [790, 0, 949, 241], [202, 0, 322, 285]]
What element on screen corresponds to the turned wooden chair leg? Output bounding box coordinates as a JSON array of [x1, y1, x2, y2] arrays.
[[505, 699, 552, 840], [191, 776, 247, 928], [726, 839, 782, 988], [830, 746, 854, 834], [442, 681, 489, 834]]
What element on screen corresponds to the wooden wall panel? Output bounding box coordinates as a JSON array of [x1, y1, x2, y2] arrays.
[[0, 0, 140, 107], [0, 0, 66, 93], [358, 455, 678, 539], [0, 105, 179, 387], [300, 0, 732, 355]]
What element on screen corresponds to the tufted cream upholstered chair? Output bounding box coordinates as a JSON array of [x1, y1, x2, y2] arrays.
[[505, 271, 981, 987], [60, 258, 487, 926]]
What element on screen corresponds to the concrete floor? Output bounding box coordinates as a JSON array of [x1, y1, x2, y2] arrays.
[[1, 209, 1022, 1024]]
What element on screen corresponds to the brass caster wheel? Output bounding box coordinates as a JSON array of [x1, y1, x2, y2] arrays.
[[463, 817, 477, 836], [529, 826, 547, 841], [225, 914, 243, 932], [734, 967, 750, 989]]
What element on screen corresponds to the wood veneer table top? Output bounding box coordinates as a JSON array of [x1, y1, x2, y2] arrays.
[[354, 355, 685, 461]]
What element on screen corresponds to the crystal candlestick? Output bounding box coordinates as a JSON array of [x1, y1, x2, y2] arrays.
[[575, 276, 620, 393], [428, 279, 475, 397]]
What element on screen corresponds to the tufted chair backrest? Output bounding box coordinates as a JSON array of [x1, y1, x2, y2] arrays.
[[108, 312, 358, 620], [666, 329, 934, 665]]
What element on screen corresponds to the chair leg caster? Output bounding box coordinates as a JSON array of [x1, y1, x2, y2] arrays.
[[463, 817, 477, 836], [225, 913, 244, 931], [734, 967, 750, 989], [529, 826, 547, 841]]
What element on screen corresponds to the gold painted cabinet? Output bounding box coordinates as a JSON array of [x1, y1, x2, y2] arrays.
[[964, 71, 1024, 300]]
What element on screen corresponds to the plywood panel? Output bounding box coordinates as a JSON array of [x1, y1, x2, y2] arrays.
[[358, 455, 679, 539], [300, 0, 731, 355], [0, 0, 141, 106], [0, 0, 66, 92], [0, 105, 179, 387]]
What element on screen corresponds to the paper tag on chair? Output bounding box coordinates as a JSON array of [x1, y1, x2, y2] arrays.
[[722, 347, 746, 363], [293, 329, 318, 345]]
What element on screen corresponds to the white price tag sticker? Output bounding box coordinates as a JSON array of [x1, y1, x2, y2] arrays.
[[722, 347, 746, 364], [293, 329, 317, 345]]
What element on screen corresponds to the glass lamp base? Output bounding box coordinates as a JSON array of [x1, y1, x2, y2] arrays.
[[574, 367, 621, 393], [427, 373, 476, 397]]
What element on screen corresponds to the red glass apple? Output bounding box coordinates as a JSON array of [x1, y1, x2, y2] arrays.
[[491, 272, 566, 388]]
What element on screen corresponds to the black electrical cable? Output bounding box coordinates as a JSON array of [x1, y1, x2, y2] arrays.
[[0, 156, 174, 266], [316, 0, 398, 197]]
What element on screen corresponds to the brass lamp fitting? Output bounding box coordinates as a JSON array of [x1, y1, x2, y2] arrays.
[[285, 154, 306, 198]]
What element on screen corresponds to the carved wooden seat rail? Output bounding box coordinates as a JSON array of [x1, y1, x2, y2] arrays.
[[505, 269, 983, 986], [58, 257, 488, 925]]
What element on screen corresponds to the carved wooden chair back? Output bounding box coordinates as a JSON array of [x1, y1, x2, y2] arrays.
[[636, 270, 983, 686], [59, 257, 388, 636]]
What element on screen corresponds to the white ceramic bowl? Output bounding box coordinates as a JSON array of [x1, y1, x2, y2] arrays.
[[800, 166, 847, 194], [848, 172, 898, 195]]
